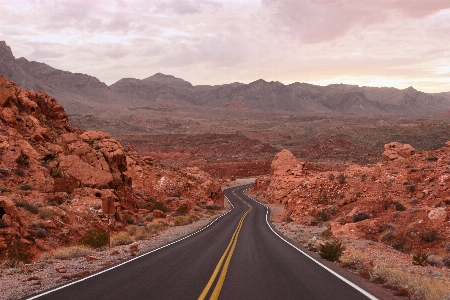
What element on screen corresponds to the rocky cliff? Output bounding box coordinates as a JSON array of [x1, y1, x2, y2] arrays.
[[0, 74, 223, 263], [254, 143, 450, 254]]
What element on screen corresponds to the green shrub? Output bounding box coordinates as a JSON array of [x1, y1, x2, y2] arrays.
[[319, 241, 345, 262], [19, 183, 33, 191], [78, 228, 108, 248], [412, 252, 428, 266]]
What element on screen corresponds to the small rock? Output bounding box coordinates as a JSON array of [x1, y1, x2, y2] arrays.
[[85, 255, 98, 262]]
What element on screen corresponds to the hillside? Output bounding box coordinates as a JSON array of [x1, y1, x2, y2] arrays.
[[0, 74, 223, 264]]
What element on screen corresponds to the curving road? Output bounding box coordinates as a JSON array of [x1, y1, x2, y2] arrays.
[[28, 185, 381, 300]]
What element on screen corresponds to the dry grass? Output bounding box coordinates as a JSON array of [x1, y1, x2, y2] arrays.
[[370, 267, 450, 299], [53, 245, 94, 260], [174, 214, 200, 226], [111, 232, 134, 246]]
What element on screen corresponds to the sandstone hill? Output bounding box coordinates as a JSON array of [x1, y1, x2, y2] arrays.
[[254, 144, 450, 255], [2, 41, 450, 117], [0, 74, 223, 263]]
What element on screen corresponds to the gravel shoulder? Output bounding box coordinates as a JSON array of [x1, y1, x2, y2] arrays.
[[0, 211, 228, 300]]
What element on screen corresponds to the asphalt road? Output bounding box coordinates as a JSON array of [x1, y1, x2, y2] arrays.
[[29, 185, 378, 300]]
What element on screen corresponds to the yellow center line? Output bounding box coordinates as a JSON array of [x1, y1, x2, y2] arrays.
[[198, 189, 252, 300]]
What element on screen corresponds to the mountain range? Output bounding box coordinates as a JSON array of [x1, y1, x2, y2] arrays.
[[1, 41, 449, 117]]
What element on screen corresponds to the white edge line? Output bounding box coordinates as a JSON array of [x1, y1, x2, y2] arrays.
[[243, 188, 378, 300], [27, 195, 235, 299]]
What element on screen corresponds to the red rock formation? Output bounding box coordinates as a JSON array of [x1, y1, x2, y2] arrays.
[[0, 74, 223, 263], [254, 143, 450, 254]]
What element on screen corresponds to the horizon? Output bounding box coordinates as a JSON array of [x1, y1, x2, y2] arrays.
[[0, 1, 449, 93]]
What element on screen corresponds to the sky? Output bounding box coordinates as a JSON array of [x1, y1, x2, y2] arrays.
[[0, 0, 449, 92]]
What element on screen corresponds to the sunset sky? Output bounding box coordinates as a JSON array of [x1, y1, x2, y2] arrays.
[[1, 0, 449, 92]]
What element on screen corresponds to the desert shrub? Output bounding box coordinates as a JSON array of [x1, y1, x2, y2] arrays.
[[39, 209, 54, 219], [320, 229, 333, 239], [123, 213, 135, 225], [412, 252, 428, 266], [404, 184, 416, 193], [16, 154, 29, 166], [382, 199, 391, 210], [19, 183, 33, 191], [147, 201, 169, 213], [53, 245, 94, 260], [353, 212, 369, 223], [328, 173, 335, 181], [35, 228, 47, 238], [148, 221, 169, 233], [314, 210, 329, 222], [410, 198, 419, 205], [111, 232, 134, 246], [176, 205, 190, 216], [427, 157, 438, 162], [391, 233, 410, 253], [337, 173, 346, 184], [379, 229, 396, 243], [12, 168, 25, 177], [0, 168, 8, 176], [360, 174, 367, 182], [316, 191, 328, 205], [340, 252, 365, 270], [14, 200, 38, 214], [318, 240, 345, 262], [174, 214, 200, 226], [393, 201, 406, 211], [78, 228, 108, 248], [5, 236, 31, 266], [0, 186, 6, 192], [421, 230, 439, 243], [146, 215, 154, 222]]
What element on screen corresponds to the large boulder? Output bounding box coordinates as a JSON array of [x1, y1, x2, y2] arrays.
[[382, 142, 415, 161], [270, 149, 304, 177]]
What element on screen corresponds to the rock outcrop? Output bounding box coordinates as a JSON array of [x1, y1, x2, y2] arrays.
[[0, 74, 224, 263], [254, 142, 450, 253]]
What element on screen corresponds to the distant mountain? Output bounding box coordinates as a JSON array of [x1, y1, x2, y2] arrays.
[[1, 41, 450, 116]]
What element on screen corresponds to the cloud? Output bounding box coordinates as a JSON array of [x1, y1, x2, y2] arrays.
[[262, 0, 450, 43]]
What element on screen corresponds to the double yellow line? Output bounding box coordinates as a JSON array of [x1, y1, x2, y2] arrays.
[[198, 190, 252, 300]]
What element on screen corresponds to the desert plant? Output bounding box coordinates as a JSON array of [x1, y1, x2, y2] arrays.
[[393, 201, 406, 211], [176, 205, 190, 216], [337, 173, 346, 184], [174, 214, 200, 226], [123, 213, 135, 225], [320, 229, 333, 239], [147, 201, 169, 213], [318, 240, 345, 262], [314, 210, 329, 222], [0, 186, 6, 192], [412, 252, 428, 266], [39, 209, 54, 220], [427, 157, 438, 162], [111, 232, 134, 246], [14, 200, 39, 214], [12, 168, 25, 177], [360, 174, 367, 182], [421, 230, 439, 243], [328, 173, 335, 181], [353, 212, 369, 223], [5, 236, 31, 266], [35, 228, 47, 238], [78, 228, 108, 248], [53, 245, 94, 260], [391, 233, 410, 253], [19, 183, 33, 191]]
